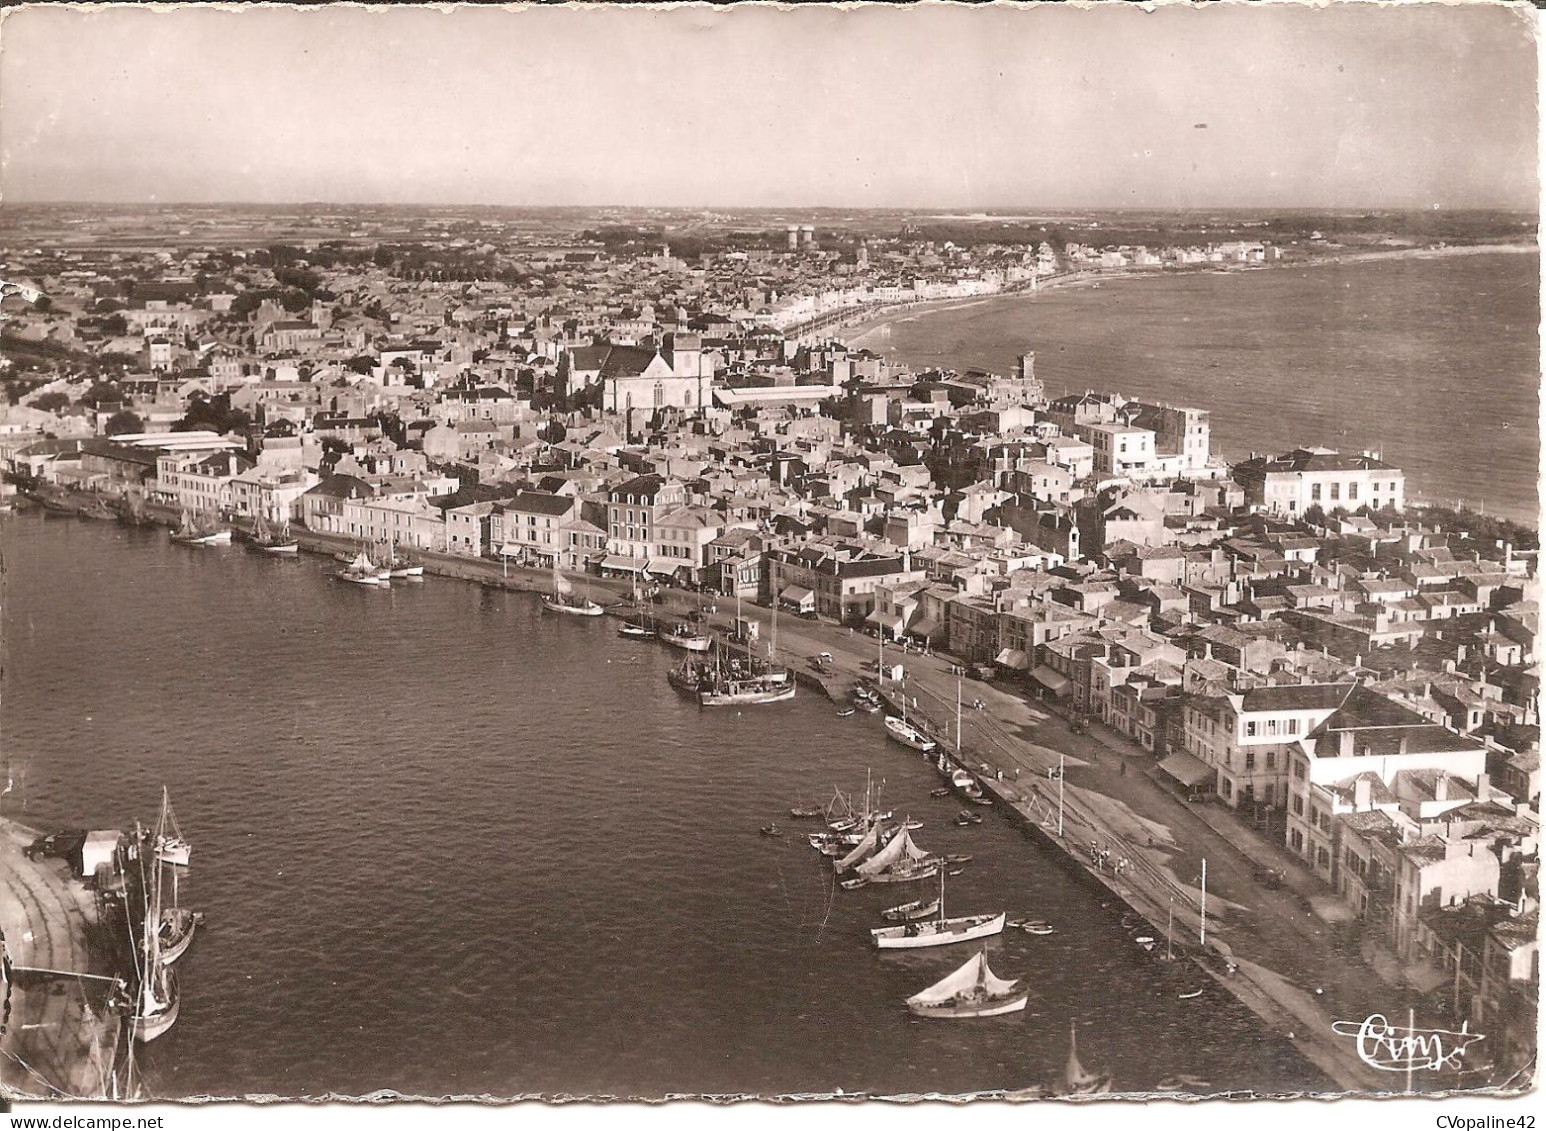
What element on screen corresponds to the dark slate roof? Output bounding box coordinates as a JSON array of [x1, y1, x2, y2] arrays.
[[504, 491, 574, 518], [598, 345, 661, 381], [1239, 683, 1354, 712]]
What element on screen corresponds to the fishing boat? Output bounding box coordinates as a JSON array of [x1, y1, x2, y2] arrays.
[[836, 707, 856, 718], [124, 818, 181, 1043], [833, 821, 886, 873], [336, 550, 389, 586], [951, 769, 991, 806], [872, 871, 1004, 949], [152, 789, 192, 866], [78, 498, 116, 521], [957, 810, 983, 825], [699, 670, 795, 707], [117, 487, 157, 528], [129, 955, 180, 1043], [853, 826, 942, 885], [885, 715, 936, 753], [1064, 1021, 1113, 1094], [170, 508, 230, 547], [759, 824, 783, 837], [1178, 988, 1204, 1000], [39, 494, 80, 517], [667, 655, 711, 695], [857, 700, 881, 714], [249, 508, 300, 554], [386, 549, 423, 577], [943, 854, 973, 866], [661, 623, 712, 652], [618, 579, 659, 638], [1023, 920, 1054, 936], [839, 876, 868, 891], [882, 898, 941, 922], [541, 567, 604, 616], [789, 805, 823, 820], [905, 950, 1028, 1019], [930, 787, 953, 799]]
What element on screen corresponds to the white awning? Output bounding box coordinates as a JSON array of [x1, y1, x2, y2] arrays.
[[865, 609, 905, 634], [1030, 665, 1071, 694], [996, 648, 1030, 671], [599, 555, 650, 574], [779, 584, 815, 608], [907, 617, 940, 639]]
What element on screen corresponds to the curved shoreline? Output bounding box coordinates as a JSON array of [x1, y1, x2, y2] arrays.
[[837, 241, 1539, 351]]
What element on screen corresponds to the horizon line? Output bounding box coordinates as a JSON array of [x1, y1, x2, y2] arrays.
[[2, 200, 1540, 217]]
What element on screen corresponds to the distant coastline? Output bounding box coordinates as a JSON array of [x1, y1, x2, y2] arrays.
[[836, 239, 1540, 352]]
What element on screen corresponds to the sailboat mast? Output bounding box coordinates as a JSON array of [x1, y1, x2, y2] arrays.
[[1199, 858, 1208, 946]]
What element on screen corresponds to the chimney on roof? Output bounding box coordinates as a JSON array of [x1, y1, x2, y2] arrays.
[[1434, 775, 1448, 802], [1476, 771, 1491, 801], [1354, 777, 1372, 810], [1397, 736, 1409, 755], [1339, 730, 1354, 757]]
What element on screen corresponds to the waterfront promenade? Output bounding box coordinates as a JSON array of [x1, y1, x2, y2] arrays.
[[641, 595, 1416, 1095], [0, 818, 120, 1100], [16, 499, 1489, 1095]]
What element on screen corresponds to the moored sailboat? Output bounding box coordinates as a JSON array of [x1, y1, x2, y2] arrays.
[[905, 950, 1028, 1019], [153, 788, 192, 867], [249, 508, 299, 554], [336, 549, 389, 586], [661, 622, 713, 652], [853, 825, 940, 885], [541, 566, 604, 616], [885, 715, 936, 753], [870, 870, 1005, 949]]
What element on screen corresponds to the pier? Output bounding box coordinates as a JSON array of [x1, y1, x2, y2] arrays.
[[0, 819, 121, 1100]]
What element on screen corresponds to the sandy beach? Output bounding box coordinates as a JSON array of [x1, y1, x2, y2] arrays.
[[838, 239, 1539, 353]]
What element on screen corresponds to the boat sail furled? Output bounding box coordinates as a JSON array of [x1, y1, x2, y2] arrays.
[[905, 950, 1028, 1019]]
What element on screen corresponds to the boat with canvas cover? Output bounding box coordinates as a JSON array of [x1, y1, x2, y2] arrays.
[[871, 871, 1004, 949], [905, 950, 1028, 1019]]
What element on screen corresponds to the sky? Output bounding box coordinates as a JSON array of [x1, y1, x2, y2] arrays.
[[0, 2, 1539, 210]]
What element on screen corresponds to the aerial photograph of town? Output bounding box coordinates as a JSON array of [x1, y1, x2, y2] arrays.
[[0, 1, 1538, 1125]]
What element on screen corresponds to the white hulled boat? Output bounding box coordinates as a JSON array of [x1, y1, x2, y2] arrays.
[[542, 567, 604, 616], [871, 871, 1005, 949], [905, 950, 1028, 1019], [886, 716, 936, 753], [336, 550, 388, 586], [661, 623, 712, 652], [250, 508, 299, 554], [153, 787, 192, 866]]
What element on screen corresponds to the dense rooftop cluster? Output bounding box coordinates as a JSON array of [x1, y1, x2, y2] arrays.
[[1, 213, 1537, 1076]]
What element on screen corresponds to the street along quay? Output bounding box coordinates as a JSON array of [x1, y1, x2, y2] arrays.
[[7, 488, 1496, 1095], [0, 819, 122, 1100]]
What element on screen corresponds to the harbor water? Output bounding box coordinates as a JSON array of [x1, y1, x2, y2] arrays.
[[1, 516, 1323, 1098], [846, 252, 1540, 526]]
